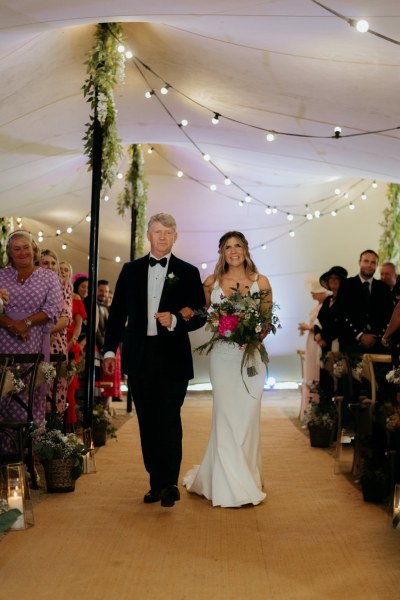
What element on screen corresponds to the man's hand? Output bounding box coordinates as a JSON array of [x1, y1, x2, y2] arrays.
[[103, 357, 116, 376], [359, 333, 377, 349], [179, 307, 194, 321], [155, 312, 173, 328]]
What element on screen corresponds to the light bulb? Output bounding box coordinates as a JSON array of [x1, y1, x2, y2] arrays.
[[331, 210, 337, 217], [160, 84, 169, 95], [349, 203, 355, 210], [289, 230, 295, 237], [117, 172, 123, 179], [61, 243, 67, 250], [262, 244, 267, 250], [314, 210, 320, 218], [147, 147, 154, 154], [66, 227, 73, 234], [56, 229, 61, 236], [210, 184, 217, 191], [86, 215, 91, 222], [224, 178, 231, 186], [265, 207, 272, 215], [272, 207, 278, 214], [201, 263, 207, 270], [306, 213, 313, 220], [356, 19, 369, 33], [103, 195, 109, 202], [361, 193, 367, 200], [203, 153, 210, 161], [180, 119, 188, 127], [266, 132, 275, 142], [372, 180, 378, 188], [238, 201, 244, 207], [177, 170, 183, 178], [334, 126, 342, 138], [125, 50, 133, 59], [334, 188, 341, 195], [115, 256, 121, 263], [145, 90, 154, 99], [287, 213, 293, 221], [117, 44, 125, 53], [245, 195, 251, 203], [212, 113, 220, 125]]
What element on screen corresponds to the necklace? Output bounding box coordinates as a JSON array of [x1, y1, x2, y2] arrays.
[[17, 270, 34, 284]]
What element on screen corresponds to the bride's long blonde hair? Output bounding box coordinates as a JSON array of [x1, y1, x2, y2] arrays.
[[211, 231, 258, 284]]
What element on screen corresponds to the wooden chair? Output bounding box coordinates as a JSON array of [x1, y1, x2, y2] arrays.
[[0, 353, 44, 489]]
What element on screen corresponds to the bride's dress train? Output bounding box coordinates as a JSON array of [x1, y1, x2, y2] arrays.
[[184, 282, 266, 507]]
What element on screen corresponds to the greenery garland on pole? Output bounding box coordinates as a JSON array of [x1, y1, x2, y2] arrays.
[[117, 144, 148, 258], [0, 218, 14, 267], [82, 23, 125, 189], [379, 183, 400, 264]]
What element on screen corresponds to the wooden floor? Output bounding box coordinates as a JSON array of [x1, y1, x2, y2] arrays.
[[1, 390, 400, 600]]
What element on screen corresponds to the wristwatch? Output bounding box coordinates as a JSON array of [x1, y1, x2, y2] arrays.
[[24, 318, 33, 328]]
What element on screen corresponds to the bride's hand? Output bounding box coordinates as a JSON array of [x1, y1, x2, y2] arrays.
[[179, 306, 194, 321]]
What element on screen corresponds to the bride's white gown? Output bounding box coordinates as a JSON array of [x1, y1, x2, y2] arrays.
[[183, 281, 267, 507]]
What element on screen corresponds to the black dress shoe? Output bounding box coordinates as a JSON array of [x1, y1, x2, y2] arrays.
[[143, 489, 161, 504], [160, 485, 180, 508]]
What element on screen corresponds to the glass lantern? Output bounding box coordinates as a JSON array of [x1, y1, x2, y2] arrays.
[[392, 484, 400, 529], [6, 462, 34, 530], [83, 428, 96, 474]]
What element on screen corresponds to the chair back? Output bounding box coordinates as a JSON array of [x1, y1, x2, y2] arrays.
[[362, 353, 392, 405]]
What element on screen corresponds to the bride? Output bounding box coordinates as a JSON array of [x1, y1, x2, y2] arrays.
[[183, 231, 272, 507]]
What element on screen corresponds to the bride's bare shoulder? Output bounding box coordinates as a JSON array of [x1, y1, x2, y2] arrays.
[[203, 274, 215, 289], [257, 274, 271, 290]]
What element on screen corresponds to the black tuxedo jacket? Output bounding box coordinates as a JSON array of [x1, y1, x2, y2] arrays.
[[103, 253, 206, 380], [336, 275, 393, 347]]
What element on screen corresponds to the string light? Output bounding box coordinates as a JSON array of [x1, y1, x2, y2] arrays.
[[266, 132, 275, 142], [289, 230, 295, 237], [179, 119, 188, 127], [262, 244, 267, 250], [349, 202, 355, 210], [115, 256, 121, 263], [331, 210, 337, 216], [355, 19, 369, 33], [117, 172, 123, 179], [245, 194, 252, 203], [211, 113, 220, 125], [238, 201, 244, 207], [210, 184, 217, 191], [66, 227, 73, 234], [334, 188, 341, 195], [86, 215, 91, 222], [287, 213, 293, 221], [125, 50, 133, 59], [203, 153, 210, 161], [103, 195, 109, 202], [265, 207, 272, 215], [160, 84, 170, 95], [361, 193, 367, 200], [201, 263, 208, 270], [177, 170, 184, 178], [117, 44, 125, 53], [145, 90, 154, 99], [147, 146, 154, 154], [272, 207, 278, 214], [334, 127, 342, 138], [306, 213, 313, 220], [224, 177, 231, 186], [61, 243, 67, 250], [56, 229, 61, 236], [372, 180, 378, 188]]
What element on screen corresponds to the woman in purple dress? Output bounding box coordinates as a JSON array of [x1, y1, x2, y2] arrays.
[[0, 231, 62, 448]]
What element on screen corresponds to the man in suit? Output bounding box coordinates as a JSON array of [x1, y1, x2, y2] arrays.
[[103, 213, 206, 507], [336, 249, 393, 426], [337, 249, 393, 354]]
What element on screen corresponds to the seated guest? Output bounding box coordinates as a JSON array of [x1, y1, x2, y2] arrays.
[[380, 261, 400, 304]]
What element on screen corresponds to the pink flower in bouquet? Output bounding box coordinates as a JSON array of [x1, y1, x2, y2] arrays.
[[218, 314, 240, 337]]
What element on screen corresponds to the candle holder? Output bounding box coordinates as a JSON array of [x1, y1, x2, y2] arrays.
[[392, 484, 400, 529], [82, 429, 96, 474], [6, 462, 34, 530]]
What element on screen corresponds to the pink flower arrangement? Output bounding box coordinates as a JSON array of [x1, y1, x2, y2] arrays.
[[218, 314, 240, 337]]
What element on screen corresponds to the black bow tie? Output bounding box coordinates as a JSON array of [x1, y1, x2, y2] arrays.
[[149, 256, 167, 268]]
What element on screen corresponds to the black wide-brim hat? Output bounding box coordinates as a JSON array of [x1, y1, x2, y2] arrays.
[[319, 266, 348, 290]]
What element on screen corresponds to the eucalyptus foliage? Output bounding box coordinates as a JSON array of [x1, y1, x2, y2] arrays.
[[117, 144, 148, 257], [379, 183, 400, 264], [83, 23, 125, 188]]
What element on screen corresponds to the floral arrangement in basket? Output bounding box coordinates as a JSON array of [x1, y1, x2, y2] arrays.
[[304, 399, 336, 430], [31, 418, 88, 480], [93, 402, 117, 439], [2, 361, 57, 396], [386, 367, 400, 385], [195, 283, 280, 387]]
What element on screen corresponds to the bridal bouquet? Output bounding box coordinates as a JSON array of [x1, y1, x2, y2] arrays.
[[195, 284, 280, 380]]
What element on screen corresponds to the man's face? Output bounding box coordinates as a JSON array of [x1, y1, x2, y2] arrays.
[[97, 284, 109, 304], [380, 265, 397, 289], [359, 252, 378, 279], [147, 221, 177, 258]]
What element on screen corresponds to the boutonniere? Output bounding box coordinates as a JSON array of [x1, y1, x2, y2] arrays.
[[165, 272, 179, 286]]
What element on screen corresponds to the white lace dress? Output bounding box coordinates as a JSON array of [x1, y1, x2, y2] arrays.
[[183, 281, 267, 507]]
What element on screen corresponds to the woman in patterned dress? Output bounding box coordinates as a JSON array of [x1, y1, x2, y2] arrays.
[[0, 231, 62, 451], [39, 249, 72, 412]]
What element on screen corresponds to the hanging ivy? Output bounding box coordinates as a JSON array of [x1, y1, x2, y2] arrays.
[[82, 23, 125, 188], [378, 183, 400, 264], [0, 218, 13, 267], [117, 144, 148, 258]]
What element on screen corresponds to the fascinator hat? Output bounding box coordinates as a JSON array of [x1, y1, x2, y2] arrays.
[[305, 276, 329, 294], [319, 266, 348, 290]]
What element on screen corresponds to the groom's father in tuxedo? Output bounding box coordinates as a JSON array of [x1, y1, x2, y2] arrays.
[[103, 213, 206, 507]]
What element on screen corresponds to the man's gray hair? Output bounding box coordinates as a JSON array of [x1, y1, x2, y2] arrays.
[[147, 213, 177, 232]]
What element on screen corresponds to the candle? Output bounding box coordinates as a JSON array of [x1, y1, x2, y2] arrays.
[[7, 491, 25, 530]]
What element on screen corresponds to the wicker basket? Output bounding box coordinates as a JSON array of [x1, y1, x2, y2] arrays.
[[308, 424, 333, 448], [42, 458, 76, 493]]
